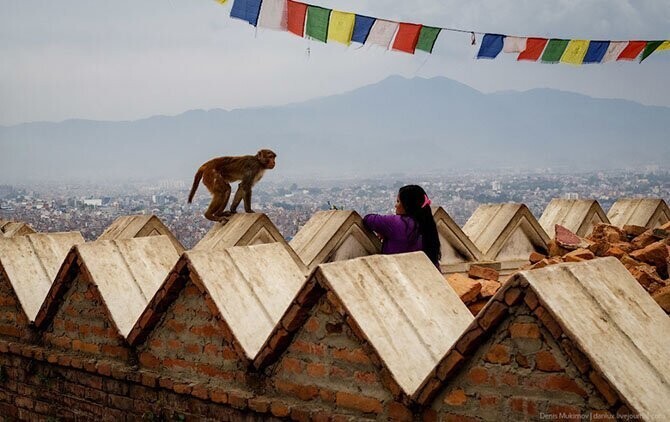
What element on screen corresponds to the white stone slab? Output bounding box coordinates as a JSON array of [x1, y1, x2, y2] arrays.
[[185, 242, 307, 360], [607, 198, 670, 229], [519, 257, 670, 422], [317, 252, 474, 396], [539, 199, 609, 237]]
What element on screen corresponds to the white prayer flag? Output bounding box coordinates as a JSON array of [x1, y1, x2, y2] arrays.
[[503, 36, 527, 53], [258, 0, 288, 31], [602, 41, 628, 63], [366, 20, 399, 49]]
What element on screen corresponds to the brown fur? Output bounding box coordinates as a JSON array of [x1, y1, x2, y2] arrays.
[[188, 149, 276, 221]]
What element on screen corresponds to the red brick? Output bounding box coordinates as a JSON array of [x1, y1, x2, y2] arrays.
[[630, 240, 669, 269], [547, 405, 581, 421], [306, 362, 327, 377], [510, 397, 538, 417], [354, 371, 377, 384], [274, 379, 318, 401], [529, 252, 546, 263], [290, 408, 311, 422], [270, 401, 290, 417], [444, 389, 467, 406], [536, 350, 562, 372], [509, 322, 540, 339], [386, 401, 412, 421], [477, 300, 507, 330], [455, 326, 484, 355], [290, 340, 326, 357], [248, 397, 270, 413], [484, 344, 511, 364], [191, 385, 209, 400], [210, 388, 228, 404], [499, 372, 518, 387], [479, 395, 498, 407], [589, 371, 619, 406], [503, 288, 523, 306], [281, 357, 303, 374], [138, 352, 160, 369], [534, 307, 563, 339], [466, 367, 488, 385], [540, 374, 587, 397], [332, 347, 372, 364], [335, 391, 383, 414]]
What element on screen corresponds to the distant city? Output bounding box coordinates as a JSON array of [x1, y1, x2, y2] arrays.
[[1, 168, 668, 249]]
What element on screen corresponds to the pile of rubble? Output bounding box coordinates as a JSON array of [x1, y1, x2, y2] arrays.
[[446, 265, 502, 315], [525, 222, 670, 313]]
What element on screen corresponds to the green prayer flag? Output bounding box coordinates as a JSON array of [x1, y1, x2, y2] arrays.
[[640, 41, 664, 62], [305, 6, 331, 43], [541, 39, 569, 63], [416, 26, 441, 53]]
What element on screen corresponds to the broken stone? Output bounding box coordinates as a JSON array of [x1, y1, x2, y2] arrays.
[[555, 225, 586, 250], [529, 252, 546, 264], [630, 241, 669, 275], [623, 225, 648, 238], [652, 285, 670, 313], [631, 231, 658, 250], [565, 248, 595, 261], [468, 265, 500, 281], [530, 258, 563, 270], [480, 280, 501, 298], [603, 247, 627, 260], [467, 300, 488, 316], [589, 223, 627, 243], [446, 274, 482, 304], [652, 228, 669, 240], [548, 240, 571, 257], [629, 266, 665, 293]]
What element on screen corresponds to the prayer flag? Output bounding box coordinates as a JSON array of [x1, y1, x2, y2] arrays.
[[216, 0, 228, 4], [305, 6, 331, 43], [517, 38, 548, 61], [328, 11, 355, 45], [477, 34, 504, 59], [287, 1, 307, 37], [392, 23, 422, 54], [560, 40, 589, 65], [602, 41, 628, 62], [416, 26, 441, 53], [583, 41, 609, 63], [258, 0, 288, 31], [659, 41, 670, 51], [640, 41, 664, 62], [366, 19, 399, 49], [541, 39, 569, 63], [230, 0, 262, 26], [352, 15, 375, 44], [617, 41, 646, 61], [503, 36, 527, 53]]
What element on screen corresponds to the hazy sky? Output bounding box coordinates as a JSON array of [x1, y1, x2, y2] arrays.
[[1, 0, 669, 126]]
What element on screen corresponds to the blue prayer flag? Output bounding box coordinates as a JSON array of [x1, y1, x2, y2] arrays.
[[230, 0, 262, 26], [583, 41, 610, 63], [351, 15, 375, 44], [477, 34, 505, 59]]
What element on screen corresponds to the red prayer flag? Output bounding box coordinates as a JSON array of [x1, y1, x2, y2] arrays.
[[517, 38, 548, 61], [392, 23, 422, 54], [287, 1, 308, 37], [617, 41, 646, 61]]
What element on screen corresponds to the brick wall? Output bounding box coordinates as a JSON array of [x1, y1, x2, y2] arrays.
[[0, 273, 32, 342], [426, 300, 618, 421], [41, 270, 130, 362], [136, 274, 249, 387], [267, 292, 414, 421]]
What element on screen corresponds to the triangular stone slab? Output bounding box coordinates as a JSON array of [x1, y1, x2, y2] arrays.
[[416, 257, 670, 422], [260, 252, 474, 410], [0, 232, 84, 327], [129, 242, 306, 384], [193, 213, 305, 272], [463, 204, 549, 271], [607, 198, 670, 229], [98, 214, 184, 253], [34, 236, 179, 360], [432, 207, 485, 273], [0, 219, 36, 237], [289, 210, 381, 271], [539, 199, 610, 237]]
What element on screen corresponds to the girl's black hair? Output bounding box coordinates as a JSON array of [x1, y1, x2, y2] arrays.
[[398, 185, 441, 266]]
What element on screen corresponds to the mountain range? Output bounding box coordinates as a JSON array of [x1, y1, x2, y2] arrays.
[[1, 76, 668, 183]]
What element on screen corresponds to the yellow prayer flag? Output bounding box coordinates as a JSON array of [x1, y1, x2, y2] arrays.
[[216, 0, 228, 4], [658, 41, 670, 51], [327, 11, 355, 45], [560, 40, 590, 65]]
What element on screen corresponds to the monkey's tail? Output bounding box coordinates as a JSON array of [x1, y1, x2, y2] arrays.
[[187, 168, 203, 203]]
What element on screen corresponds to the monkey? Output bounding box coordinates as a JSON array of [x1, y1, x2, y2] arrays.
[[188, 149, 276, 222]]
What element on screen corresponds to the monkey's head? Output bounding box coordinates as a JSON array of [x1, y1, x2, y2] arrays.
[[256, 149, 277, 170]]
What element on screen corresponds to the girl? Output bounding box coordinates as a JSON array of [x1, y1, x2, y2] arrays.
[[363, 185, 441, 267]]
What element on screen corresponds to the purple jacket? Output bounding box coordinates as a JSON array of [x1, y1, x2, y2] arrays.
[[363, 214, 422, 255]]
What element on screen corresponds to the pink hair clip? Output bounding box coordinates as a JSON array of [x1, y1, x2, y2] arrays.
[[421, 194, 432, 208]]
